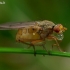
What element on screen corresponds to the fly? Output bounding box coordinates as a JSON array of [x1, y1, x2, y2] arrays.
[[0, 20, 67, 56]]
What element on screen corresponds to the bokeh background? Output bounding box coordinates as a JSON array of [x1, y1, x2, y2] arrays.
[[0, 0, 70, 70]]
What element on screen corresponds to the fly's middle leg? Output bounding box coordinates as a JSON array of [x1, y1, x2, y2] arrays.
[[42, 45, 47, 56]]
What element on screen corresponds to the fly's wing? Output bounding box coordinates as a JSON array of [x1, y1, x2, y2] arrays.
[[0, 21, 36, 30]]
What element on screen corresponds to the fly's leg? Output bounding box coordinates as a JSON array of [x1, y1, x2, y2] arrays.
[[42, 45, 47, 56], [52, 37, 64, 52], [31, 40, 47, 56], [42, 45, 47, 52], [52, 44, 56, 50], [20, 41, 36, 56], [26, 44, 36, 56], [23, 40, 47, 56], [52, 43, 64, 52], [32, 45, 36, 56], [28, 43, 36, 56], [47, 36, 64, 52]]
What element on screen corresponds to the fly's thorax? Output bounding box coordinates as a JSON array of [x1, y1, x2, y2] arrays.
[[36, 20, 55, 29], [37, 28, 53, 40], [35, 20, 55, 35]]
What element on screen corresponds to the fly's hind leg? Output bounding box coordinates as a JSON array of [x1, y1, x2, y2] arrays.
[[31, 40, 47, 56], [32, 45, 36, 56], [26, 43, 36, 56], [22, 41, 36, 56]]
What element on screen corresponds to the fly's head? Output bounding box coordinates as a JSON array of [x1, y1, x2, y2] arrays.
[[53, 24, 67, 40], [53, 24, 67, 33]]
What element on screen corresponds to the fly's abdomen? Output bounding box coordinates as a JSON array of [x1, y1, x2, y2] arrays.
[[16, 27, 41, 42]]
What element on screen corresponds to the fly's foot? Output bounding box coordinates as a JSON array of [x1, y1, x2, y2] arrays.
[[47, 50, 51, 55], [34, 51, 36, 56]]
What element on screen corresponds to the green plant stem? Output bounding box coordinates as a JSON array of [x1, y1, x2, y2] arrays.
[[0, 47, 70, 57]]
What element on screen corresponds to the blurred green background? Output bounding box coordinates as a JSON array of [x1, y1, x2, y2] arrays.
[[0, 0, 70, 70]]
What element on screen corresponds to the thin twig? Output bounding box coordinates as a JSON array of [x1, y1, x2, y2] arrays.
[[0, 47, 70, 57]]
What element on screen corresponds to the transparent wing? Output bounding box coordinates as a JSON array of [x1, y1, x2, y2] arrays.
[[0, 21, 36, 30]]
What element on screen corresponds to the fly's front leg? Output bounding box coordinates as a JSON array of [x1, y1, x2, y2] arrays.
[[52, 37, 64, 52], [47, 35, 64, 52], [52, 44, 56, 50]]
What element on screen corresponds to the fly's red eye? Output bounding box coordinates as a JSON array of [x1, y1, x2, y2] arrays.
[[53, 25, 60, 33], [54, 28, 60, 33]]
